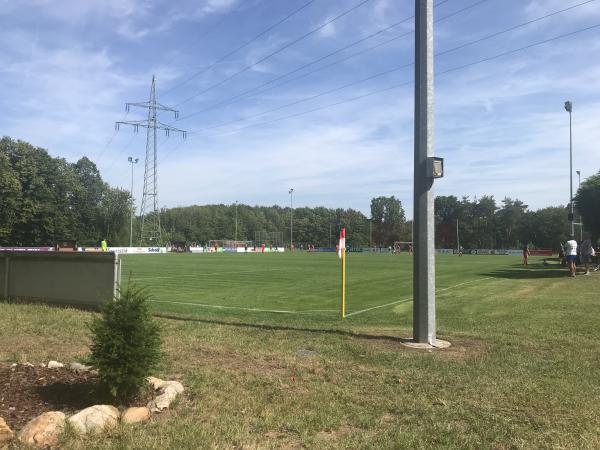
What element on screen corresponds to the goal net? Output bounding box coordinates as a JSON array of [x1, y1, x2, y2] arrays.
[[254, 231, 284, 248]]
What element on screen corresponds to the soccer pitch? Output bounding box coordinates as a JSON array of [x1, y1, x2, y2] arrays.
[[121, 252, 522, 328]]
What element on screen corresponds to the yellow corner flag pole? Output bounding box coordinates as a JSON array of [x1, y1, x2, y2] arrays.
[[341, 247, 346, 319]]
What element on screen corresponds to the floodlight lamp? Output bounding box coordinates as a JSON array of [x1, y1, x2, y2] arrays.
[[135, 158, 139, 164], [128, 156, 132, 162], [564, 101, 572, 113], [426, 156, 444, 179]]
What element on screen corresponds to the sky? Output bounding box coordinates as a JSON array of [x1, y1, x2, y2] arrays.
[[1, 0, 600, 218]]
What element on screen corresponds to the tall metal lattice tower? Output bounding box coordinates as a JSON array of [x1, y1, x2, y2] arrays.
[[116, 76, 186, 245]]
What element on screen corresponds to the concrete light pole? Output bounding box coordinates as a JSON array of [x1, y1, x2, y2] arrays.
[[576, 170, 582, 240], [127, 156, 139, 247], [565, 101, 574, 236], [289, 188, 294, 249], [413, 0, 437, 345], [235, 200, 238, 241]]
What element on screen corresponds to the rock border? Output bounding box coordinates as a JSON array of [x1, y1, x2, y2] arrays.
[[1, 361, 183, 448]]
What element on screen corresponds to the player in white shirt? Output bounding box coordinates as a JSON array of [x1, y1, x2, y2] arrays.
[[565, 236, 578, 277]]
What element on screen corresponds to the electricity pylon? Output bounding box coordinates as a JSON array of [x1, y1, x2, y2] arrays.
[[116, 75, 186, 245]]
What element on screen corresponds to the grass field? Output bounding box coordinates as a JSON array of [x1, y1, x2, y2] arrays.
[[121, 252, 518, 328], [2, 252, 600, 449]]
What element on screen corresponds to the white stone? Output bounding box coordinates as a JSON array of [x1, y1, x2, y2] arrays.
[[162, 380, 184, 394], [147, 388, 178, 412], [18, 411, 65, 448], [47, 361, 64, 369], [0, 417, 13, 446], [23, 362, 34, 367], [146, 376, 165, 390], [9, 363, 17, 368], [69, 362, 92, 373], [68, 405, 119, 434], [121, 407, 151, 424]]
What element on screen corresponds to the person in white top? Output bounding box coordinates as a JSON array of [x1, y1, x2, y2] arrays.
[[580, 236, 596, 275], [565, 236, 578, 277]]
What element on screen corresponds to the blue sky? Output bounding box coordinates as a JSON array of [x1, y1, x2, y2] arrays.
[[2, 0, 600, 217]]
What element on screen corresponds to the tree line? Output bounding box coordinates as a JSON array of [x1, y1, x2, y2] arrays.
[[1, 136, 598, 249], [0, 137, 130, 246]]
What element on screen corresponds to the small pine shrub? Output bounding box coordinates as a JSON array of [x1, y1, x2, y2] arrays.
[[89, 284, 162, 402]]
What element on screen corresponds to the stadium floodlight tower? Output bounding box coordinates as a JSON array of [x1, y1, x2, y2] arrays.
[[412, 0, 446, 347], [116, 76, 187, 246], [289, 188, 294, 249], [564, 100, 575, 236]]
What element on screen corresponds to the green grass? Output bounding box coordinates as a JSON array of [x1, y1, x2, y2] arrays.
[[121, 252, 515, 328], [2, 253, 600, 449]]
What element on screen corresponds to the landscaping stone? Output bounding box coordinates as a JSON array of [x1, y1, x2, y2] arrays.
[[146, 376, 165, 390], [18, 411, 65, 448], [47, 361, 64, 369], [68, 405, 119, 434], [148, 388, 178, 412], [122, 407, 151, 424], [0, 417, 13, 446], [147, 379, 185, 412], [162, 380, 184, 394], [69, 362, 92, 373]]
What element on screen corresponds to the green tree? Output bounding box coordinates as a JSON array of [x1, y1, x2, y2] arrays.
[[574, 171, 600, 242], [370, 196, 406, 247]]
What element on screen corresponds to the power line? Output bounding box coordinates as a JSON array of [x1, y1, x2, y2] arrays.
[[191, 22, 600, 139], [173, 0, 492, 123], [187, 1, 598, 134], [94, 111, 128, 161], [162, 0, 316, 97], [174, 0, 376, 108], [101, 132, 138, 174]]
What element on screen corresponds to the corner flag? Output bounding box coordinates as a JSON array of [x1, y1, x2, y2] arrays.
[[338, 228, 346, 259]]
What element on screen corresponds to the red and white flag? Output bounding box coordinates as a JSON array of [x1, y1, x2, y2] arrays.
[[338, 228, 346, 259]]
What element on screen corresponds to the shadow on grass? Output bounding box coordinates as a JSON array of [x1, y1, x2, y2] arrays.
[[152, 313, 415, 345], [482, 264, 569, 279]]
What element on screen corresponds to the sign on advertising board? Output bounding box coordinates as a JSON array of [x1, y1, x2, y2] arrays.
[[0, 247, 54, 252], [436, 249, 454, 254]]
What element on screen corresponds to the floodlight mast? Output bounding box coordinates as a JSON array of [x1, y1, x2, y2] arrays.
[[413, 0, 436, 345], [564, 101, 574, 237], [289, 188, 294, 249], [128, 156, 139, 247]]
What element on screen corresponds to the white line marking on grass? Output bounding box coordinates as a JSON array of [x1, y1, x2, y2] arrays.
[[345, 277, 494, 318], [149, 300, 337, 315], [133, 268, 286, 281]]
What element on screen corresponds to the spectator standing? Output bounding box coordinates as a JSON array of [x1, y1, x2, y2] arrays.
[[580, 236, 595, 275], [522, 244, 530, 266], [565, 236, 578, 277]]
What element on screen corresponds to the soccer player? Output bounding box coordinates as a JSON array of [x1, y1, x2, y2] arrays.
[[565, 236, 578, 277], [101, 238, 108, 252]]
